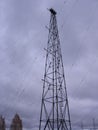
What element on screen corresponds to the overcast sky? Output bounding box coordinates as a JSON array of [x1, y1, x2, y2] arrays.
[[0, 0, 98, 130]]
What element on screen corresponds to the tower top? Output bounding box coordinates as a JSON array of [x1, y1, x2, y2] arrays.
[[49, 8, 56, 15]]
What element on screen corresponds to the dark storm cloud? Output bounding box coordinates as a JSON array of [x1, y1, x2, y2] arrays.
[[0, 0, 98, 130]]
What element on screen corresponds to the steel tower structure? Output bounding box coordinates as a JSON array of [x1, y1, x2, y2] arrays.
[[39, 8, 71, 130]]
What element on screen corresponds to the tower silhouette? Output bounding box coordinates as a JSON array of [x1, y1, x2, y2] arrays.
[[39, 8, 71, 130], [10, 114, 22, 130], [0, 116, 5, 130]]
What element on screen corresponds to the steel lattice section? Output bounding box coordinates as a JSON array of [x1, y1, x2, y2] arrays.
[[39, 8, 72, 130]]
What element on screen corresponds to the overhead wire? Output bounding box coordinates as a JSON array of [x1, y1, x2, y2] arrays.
[[60, 0, 79, 29], [1, 26, 43, 116], [57, 1, 98, 129], [60, 0, 98, 77], [1, 0, 98, 129], [73, 54, 98, 129], [1, 56, 39, 117], [56, 0, 80, 75]]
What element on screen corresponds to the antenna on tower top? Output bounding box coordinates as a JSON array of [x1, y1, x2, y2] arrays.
[[49, 8, 57, 15]]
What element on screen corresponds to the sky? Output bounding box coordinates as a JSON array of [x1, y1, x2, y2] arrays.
[[0, 0, 98, 130]]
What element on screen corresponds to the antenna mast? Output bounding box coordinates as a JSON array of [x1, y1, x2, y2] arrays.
[[39, 8, 71, 130]]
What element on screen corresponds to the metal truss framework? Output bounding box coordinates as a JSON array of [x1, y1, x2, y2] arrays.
[[39, 8, 72, 130]]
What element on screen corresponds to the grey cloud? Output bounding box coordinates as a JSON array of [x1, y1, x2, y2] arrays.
[[0, 0, 98, 130]]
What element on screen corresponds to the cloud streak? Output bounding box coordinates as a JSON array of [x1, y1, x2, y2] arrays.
[[0, 0, 98, 129]]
